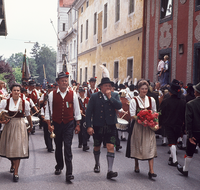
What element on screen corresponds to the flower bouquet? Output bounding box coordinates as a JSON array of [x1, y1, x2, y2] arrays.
[[136, 109, 160, 132]]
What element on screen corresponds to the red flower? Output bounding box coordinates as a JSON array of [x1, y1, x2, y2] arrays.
[[95, 76, 97, 78], [66, 72, 69, 75], [177, 89, 180, 92]]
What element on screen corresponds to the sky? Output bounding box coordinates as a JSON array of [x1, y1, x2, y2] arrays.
[[0, 0, 58, 59]]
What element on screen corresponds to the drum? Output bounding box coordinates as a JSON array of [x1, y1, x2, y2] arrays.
[[116, 118, 129, 131]]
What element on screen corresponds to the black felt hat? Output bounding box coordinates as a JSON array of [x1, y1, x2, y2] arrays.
[[89, 77, 97, 82], [168, 79, 181, 98], [79, 87, 85, 92], [193, 82, 200, 93], [98, 77, 114, 87], [56, 72, 69, 81], [28, 80, 36, 86]]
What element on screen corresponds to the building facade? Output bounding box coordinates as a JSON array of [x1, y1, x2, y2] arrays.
[[143, 0, 200, 85], [74, 0, 143, 85], [62, 6, 78, 82], [56, 0, 75, 77]]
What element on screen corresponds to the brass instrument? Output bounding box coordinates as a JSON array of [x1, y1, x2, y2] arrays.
[[50, 131, 56, 139]]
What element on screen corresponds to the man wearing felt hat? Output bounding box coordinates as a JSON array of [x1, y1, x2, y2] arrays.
[[86, 77, 122, 179], [27, 80, 40, 106], [159, 79, 186, 167], [45, 71, 81, 182], [87, 77, 99, 98], [177, 82, 200, 177]]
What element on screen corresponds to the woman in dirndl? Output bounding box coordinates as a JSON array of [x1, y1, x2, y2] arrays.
[[0, 83, 33, 182], [128, 80, 157, 179]]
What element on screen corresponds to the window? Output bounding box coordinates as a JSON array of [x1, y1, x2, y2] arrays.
[[94, 12, 97, 35], [70, 43, 72, 60], [93, 65, 96, 78], [86, 1, 89, 8], [80, 68, 82, 84], [104, 3, 108, 29], [74, 40, 76, 59], [62, 54, 65, 61], [127, 59, 133, 78], [63, 23, 65, 31], [196, 0, 200, 11], [81, 6, 83, 13], [86, 20, 88, 40], [116, 0, 120, 22], [114, 61, 119, 78], [81, 24, 83, 43], [129, 0, 134, 14], [160, 0, 173, 19], [85, 67, 88, 82]]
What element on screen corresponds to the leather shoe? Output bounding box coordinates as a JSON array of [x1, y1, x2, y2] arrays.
[[13, 174, 19, 182], [116, 145, 122, 151], [94, 165, 100, 173], [66, 174, 74, 181], [168, 157, 178, 167], [148, 172, 157, 179], [10, 167, 15, 173], [177, 164, 188, 177], [134, 169, 140, 173], [55, 169, 62, 175], [83, 146, 89, 151], [78, 144, 82, 148], [48, 148, 54, 152], [107, 171, 118, 179]]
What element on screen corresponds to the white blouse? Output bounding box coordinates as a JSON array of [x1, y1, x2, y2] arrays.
[[0, 97, 31, 117], [129, 96, 157, 117]]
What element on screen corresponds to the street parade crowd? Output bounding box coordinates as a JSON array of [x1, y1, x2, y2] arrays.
[[0, 67, 200, 183]]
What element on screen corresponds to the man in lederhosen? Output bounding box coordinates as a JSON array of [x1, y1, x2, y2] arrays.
[[177, 82, 200, 176], [86, 77, 122, 179], [45, 72, 81, 182]]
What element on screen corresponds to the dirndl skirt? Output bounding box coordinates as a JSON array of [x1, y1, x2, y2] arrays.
[[0, 117, 29, 159]]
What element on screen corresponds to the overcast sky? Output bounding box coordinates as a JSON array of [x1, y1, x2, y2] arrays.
[[0, 0, 58, 59]]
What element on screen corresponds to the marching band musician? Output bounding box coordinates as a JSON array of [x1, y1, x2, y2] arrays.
[[86, 77, 99, 98], [0, 83, 33, 182], [78, 87, 90, 151], [86, 77, 122, 179], [45, 71, 81, 182], [27, 80, 40, 108], [40, 100, 54, 152]]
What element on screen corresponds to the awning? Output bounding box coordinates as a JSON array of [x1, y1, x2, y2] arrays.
[[0, 0, 7, 36]]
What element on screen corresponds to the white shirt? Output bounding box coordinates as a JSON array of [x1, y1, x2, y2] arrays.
[[157, 60, 165, 72], [129, 96, 157, 117], [27, 89, 40, 99], [45, 87, 81, 121], [0, 97, 31, 116], [27, 97, 35, 108]]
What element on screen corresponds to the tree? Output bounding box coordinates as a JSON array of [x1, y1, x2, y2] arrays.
[[7, 52, 24, 68], [0, 59, 15, 87], [33, 45, 56, 84], [13, 67, 22, 83]]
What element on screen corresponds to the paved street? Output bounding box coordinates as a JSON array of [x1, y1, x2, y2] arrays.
[[0, 127, 200, 190]]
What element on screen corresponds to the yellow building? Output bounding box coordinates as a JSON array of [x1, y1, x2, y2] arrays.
[[74, 0, 143, 84]]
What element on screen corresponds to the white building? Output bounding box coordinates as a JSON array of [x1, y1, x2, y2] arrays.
[[56, 0, 75, 77]]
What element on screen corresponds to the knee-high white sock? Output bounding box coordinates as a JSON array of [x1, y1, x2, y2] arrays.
[[107, 152, 115, 172], [170, 145, 177, 163], [163, 137, 167, 144], [183, 157, 192, 171], [182, 135, 187, 148], [121, 132, 125, 138]]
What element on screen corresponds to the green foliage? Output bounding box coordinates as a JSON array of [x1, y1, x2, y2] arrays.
[[2, 42, 56, 84], [31, 44, 56, 84], [13, 67, 22, 83]]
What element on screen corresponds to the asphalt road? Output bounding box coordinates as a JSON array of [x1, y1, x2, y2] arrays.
[[0, 127, 200, 190]]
